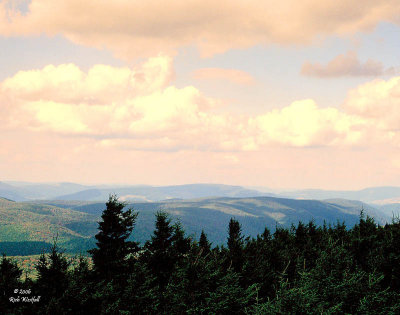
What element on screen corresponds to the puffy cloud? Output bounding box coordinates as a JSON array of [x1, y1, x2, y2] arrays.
[[1, 0, 400, 59], [192, 68, 255, 85], [249, 99, 367, 147], [301, 51, 385, 78], [0, 57, 234, 149], [4, 57, 400, 152], [344, 76, 400, 132], [2, 55, 173, 104]]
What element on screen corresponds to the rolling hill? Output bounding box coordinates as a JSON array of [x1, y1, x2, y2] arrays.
[[0, 195, 389, 256], [0, 197, 97, 255]]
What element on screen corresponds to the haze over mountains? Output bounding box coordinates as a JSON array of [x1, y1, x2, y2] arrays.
[[279, 187, 400, 204], [3, 181, 400, 204], [0, 182, 272, 202]]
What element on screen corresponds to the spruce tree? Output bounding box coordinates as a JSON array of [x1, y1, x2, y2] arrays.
[[89, 195, 138, 280], [143, 211, 177, 313], [144, 211, 175, 290], [35, 240, 71, 311], [199, 230, 211, 255], [171, 221, 191, 259], [227, 218, 244, 272], [0, 254, 22, 314]]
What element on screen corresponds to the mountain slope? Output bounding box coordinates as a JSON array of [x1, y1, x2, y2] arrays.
[[36, 196, 389, 247], [0, 199, 97, 254]]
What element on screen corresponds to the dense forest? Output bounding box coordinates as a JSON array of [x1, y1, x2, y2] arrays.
[[2, 195, 400, 314]]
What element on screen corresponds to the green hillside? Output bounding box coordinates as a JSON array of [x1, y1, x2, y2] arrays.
[[2, 196, 386, 254], [0, 196, 389, 255], [0, 198, 96, 254]]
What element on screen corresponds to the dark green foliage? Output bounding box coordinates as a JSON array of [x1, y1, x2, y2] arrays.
[[119, 263, 159, 314], [5, 198, 400, 314], [142, 212, 194, 312], [1, 196, 389, 256], [89, 195, 138, 281], [171, 221, 191, 259], [0, 254, 22, 314], [34, 240, 71, 312], [204, 270, 257, 314], [58, 255, 98, 315], [199, 229, 211, 255], [227, 218, 244, 273], [144, 211, 175, 292], [0, 242, 52, 256]]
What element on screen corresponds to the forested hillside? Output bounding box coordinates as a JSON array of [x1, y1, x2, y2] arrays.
[[0, 198, 96, 255], [0, 196, 389, 255], [2, 196, 400, 314]]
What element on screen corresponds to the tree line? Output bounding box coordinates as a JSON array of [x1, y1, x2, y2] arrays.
[[2, 195, 400, 314]]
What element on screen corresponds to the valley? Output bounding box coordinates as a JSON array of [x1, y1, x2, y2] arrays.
[[0, 191, 394, 256]]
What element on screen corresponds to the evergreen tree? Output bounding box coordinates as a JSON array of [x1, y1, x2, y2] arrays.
[[7, 198, 400, 313], [199, 230, 211, 256], [171, 221, 191, 259], [120, 262, 159, 314], [35, 240, 71, 313], [205, 269, 257, 314], [89, 194, 138, 280], [227, 218, 244, 272], [144, 211, 175, 291], [0, 254, 22, 314], [60, 255, 97, 315], [143, 211, 177, 313]]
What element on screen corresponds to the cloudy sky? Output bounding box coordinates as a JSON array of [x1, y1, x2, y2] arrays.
[[1, 0, 400, 189]]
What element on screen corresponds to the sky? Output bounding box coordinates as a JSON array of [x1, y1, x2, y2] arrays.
[[1, 0, 400, 190]]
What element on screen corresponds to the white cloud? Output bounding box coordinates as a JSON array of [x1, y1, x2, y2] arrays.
[[2, 56, 173, 104], [344, 76, 400, 132], [4, 57, 400, 151], [249, 99, 367, 147]]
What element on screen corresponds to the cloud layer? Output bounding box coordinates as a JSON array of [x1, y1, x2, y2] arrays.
[[3, 56, 400, 152], [344, 77, 400, 133], [1, 0, 400, 59]]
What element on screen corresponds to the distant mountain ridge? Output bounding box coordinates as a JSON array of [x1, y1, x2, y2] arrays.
[[3, 181, 400, 207], [0, 182, 90, 201], [280, 186, 400, 204], [0, 182, 271, 202]]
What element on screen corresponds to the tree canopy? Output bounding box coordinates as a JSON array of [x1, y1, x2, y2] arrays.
[[3, 196, 400, 314]]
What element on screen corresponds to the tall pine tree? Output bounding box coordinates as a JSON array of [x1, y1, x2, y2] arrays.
[[0, 254, 22, 314], [144, 211, 175, 290], [227, 218, 244, 273], [89, 195, 138, 280]]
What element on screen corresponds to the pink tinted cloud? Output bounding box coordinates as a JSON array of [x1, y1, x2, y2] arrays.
[[192, 68, 255, 85], [0, 57, 395, 152], [344, 76, 400, 133], [301, 51, 385, 77], [2, 60, 400, 187], [1, 0, 399, 59]]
